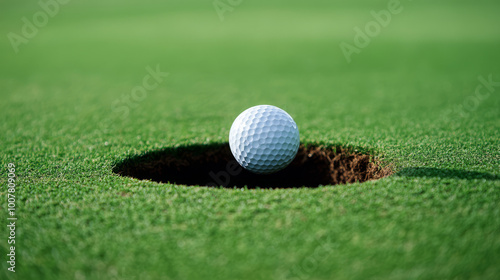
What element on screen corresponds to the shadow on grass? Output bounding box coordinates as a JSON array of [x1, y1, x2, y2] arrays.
[[396, 167, 499, 181], [113, 143, 391, 188]]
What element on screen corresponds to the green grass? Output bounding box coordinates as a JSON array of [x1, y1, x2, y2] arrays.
[[1, 0, 499, 279]]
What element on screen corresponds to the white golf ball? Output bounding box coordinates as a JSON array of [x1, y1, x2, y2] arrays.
[[229, 105, 300, 174]]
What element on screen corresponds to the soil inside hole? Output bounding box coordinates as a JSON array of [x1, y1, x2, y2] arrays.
[[113, 143, 391, 188]]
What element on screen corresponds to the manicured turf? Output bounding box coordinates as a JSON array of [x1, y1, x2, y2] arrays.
[[1, 0, 499, 279]]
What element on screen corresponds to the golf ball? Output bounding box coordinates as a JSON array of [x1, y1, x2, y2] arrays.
[[229, 105, 300, 174]]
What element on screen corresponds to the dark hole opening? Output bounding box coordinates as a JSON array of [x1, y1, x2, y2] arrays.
[[113, 143, 392, 188]]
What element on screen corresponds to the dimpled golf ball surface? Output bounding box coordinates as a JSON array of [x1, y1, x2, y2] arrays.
[[229, 105, 300, 174]]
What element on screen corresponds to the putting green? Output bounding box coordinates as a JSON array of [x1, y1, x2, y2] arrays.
[[1, 0, 499, 279]]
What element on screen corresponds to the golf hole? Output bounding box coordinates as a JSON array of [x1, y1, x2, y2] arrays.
[[113, 143, 392, 188]]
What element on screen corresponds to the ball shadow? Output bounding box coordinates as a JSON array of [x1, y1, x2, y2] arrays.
[[395, 167, 499, 181]]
